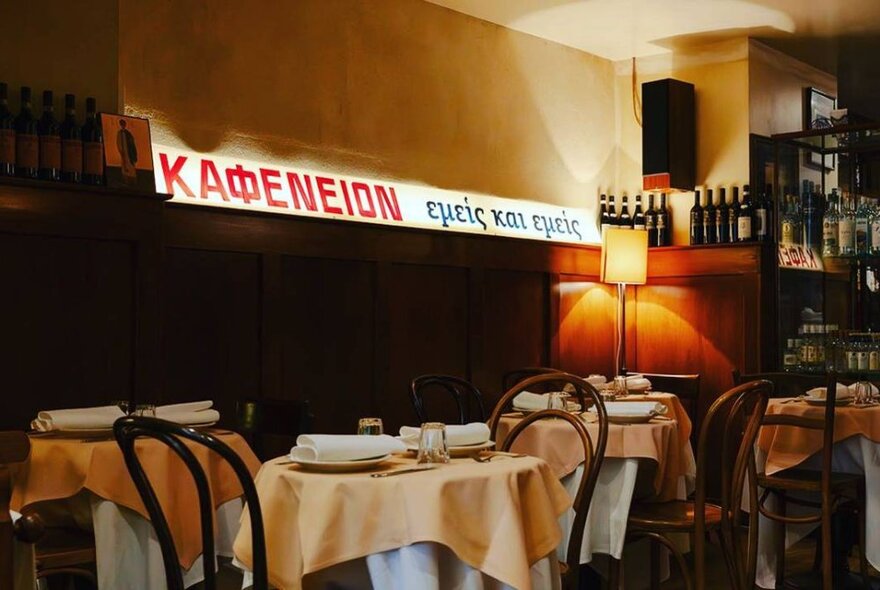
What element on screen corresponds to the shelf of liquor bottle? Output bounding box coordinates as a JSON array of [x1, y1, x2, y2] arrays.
[[0, 173, 170, 201], [782, 367, 880, 379], [772, 122, 880, 156]]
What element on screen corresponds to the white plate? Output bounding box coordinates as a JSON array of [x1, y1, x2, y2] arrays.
[[607, 413, 655, 424], [404, 440, 495, 457], [288, 454, 393, 473], [803, 396, 852, 406]]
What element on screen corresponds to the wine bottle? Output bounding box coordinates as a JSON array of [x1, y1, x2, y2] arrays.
[[839, 193, 856, 256], [737, 184, 754, 242], [645, 194, 657, 246], [856, 195, 871, 256], [14, 86, 38, 179], [608, 195, 618, 227], [729, 186, 740, 242], [81, 97, 103, 185], [619, 195, 632, 229], [717, 187, 730, 243], [38, 90, 61, 181], [632, 194, 646, 230], [822, 188, 839, 257], [0, 82, 13, 176], [690, 190, 703, 245], [60, 94, 82, 183], [755, 184, 770, 242], [599, 194, 609, 237], [656, 193, 670, 246], [703, 188, 717, 244]]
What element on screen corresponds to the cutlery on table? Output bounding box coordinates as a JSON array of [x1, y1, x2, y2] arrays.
[[473, 452, 527, 463], [370, 465, 437, 478]]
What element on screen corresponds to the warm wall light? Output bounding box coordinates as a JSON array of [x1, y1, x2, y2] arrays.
[[601, 228, 648, 376]]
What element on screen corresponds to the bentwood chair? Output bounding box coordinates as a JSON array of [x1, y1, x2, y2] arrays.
[[2, 432, 97, 589], [628, 371, 700, 441], [488, 372, 593, 443], [500, 367, 561, 393], [732, 369, 826, 399], [743, 372, 870, 590], [499, 408, 608, 590], [409, 375, 487, 424], [236, 398, 313, 462], [113, 416, 268, 590], [609, 379, 772, 590]]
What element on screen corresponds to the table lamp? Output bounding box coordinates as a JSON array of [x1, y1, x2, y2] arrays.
[[600, 228, 648, 377]]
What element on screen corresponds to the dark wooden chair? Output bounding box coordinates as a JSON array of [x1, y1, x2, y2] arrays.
[[609, 379, 772, 590], [500, 367, 561, 393], [113, 416, 268, 590], [745, 372, 870, 590], [487, 372, 594, 443], [2, 431, 97, 589], [500, 405, 608, 590], [409, 375, 486, 424], [236, 398, 313, 462], [628, 371, 700, 441], [732, 369, 827, 398]]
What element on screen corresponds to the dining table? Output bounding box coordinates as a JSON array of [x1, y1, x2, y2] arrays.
[[753, 397, 880, 589], [497, 391, 696, 570], [233, 453, 572, 590], [11, 429, 261, 590]]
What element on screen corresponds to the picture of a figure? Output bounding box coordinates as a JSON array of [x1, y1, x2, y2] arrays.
[[116, 119, 138, 184]]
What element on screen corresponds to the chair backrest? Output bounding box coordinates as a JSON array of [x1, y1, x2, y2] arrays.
[[500, 367, 561, 394], [1, 432, 31, 590], [732, 369, 827, 399], [500, 404, 608, 589], [409, 375, 486, 425], [629, 371, 701, 441], [113, 417, 268, 590], [694, 379, 771, 590], [487, 372, 592, 444], [236, 398, 313, 462]]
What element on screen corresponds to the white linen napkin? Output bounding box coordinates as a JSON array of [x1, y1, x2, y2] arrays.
[[592, 401, 666, 417], [585, 375, 606, 386], [31, 405, 125, 432], [806, 383, 852, 400], [156, 400, 220, 425], [625, 375, 652, 390], [512, 392, 582, 412], [398, 422, 491, 447], [290, 434, 405, 462]]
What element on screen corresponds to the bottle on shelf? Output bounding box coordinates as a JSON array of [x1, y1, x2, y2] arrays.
[[656, 193, 670, 246], [703, 188, 717, 244], [60, 94, 81, 183], [802, 180, 821, 250], [645, 194, 657, 246], [729, 186, 740, 242], [0, 82, 13, 176], [619, 195, 632, 229], [737, 184, 754, 242], [870, 196, 880, 256], [783, 338, 800, 371], [839, 192, 856, 256], [599, 194, 609, 236], [781, 192, 803, 245], [856, 195, 872, 256], [38, 90, 61, 181], [608, 195, 618, 228], [632, 195, 646, 231], [822, 188, 840, 257], [689, 189, 703, 245], [14, 86, 38, 179], [81, 97, 103, 186], [717, 187, 730, 243], [755, 184, 770, 242]]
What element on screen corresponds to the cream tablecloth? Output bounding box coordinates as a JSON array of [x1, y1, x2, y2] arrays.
[[233, 455, 571, 590]]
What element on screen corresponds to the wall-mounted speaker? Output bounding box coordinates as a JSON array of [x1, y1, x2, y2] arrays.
[[642, 78, 695, 192]]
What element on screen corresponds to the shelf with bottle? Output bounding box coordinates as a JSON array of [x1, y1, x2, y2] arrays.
[[783, 327, 880, 375], [0, 82, 108, 188], [688, 183, 771, 247], [598, 192, 671, 247]]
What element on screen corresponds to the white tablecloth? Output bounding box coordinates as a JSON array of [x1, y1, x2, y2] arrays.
[[754, 436, 880, 589], [14, 493, 243, 590]]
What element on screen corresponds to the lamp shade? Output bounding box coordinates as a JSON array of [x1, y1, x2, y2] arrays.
[[600, 228, 648, 285]]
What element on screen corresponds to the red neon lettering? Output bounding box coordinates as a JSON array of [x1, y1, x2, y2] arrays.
[[226, 165, 261, 204], [160, 153, 195, 197], [316, 176, 343, 215], [200, 159, 229, 201], [259, 168, 288, 208], [351, 182, 376, 218], [374, 185, 402, 221], [286, 173, 318, 211], [339, 180, 355, 216]]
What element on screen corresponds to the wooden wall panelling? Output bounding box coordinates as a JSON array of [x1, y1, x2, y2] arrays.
[[278, 256, 377, 434], [556, 275, 618, 379], [162, 248, 261, 428]]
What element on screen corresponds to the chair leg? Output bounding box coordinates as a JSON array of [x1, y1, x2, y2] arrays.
[[821, 504, 833, 590], [856, 484, 871, 590], [650, 538, 660, 590], [776, 491, 787, 589], [608, 557, 621, 590]]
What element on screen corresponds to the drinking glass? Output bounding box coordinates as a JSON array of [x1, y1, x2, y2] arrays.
[[546, 392, 567, 410], [854, 381, 872, 405], [613, 375, 628, 396], [357, 417, 384, 435], [417, 422, 449, 464], [133, 404, 156, 418]]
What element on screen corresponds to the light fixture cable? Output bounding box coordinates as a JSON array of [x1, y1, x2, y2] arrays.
[[632, 57, 642, 127]]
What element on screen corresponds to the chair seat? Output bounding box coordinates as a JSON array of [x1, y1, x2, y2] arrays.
[[757, 469, 864, 493], [627, 500, 724, 531], [35, 527, 96, 571]]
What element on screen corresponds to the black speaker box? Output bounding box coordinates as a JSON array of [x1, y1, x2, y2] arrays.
[[642, 78, 695, 192]]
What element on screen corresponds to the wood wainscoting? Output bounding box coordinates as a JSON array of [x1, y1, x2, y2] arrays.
[[0, 179, 762, 437]]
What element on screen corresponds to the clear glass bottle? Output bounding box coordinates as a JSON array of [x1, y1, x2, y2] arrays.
[[870, 333, 880, 373], [856, 196, 872, 256], [783, 338, 799, 371], [839, 193, 857, 256], [870, 198, 880, 256], [822, 189, 839, 257], [858, 333, 870, 372]]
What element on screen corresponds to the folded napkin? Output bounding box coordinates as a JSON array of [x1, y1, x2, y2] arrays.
[[290, 434, 406, 462], [806, 383, 852, 400], [625, 375, 652, 390], [585, 375, 606, 386], [850, 382, 879, 395], [592, 401, 666, 417], [31, 405, 125, 432], [156, 400, 220, 425], [512, 392, 582, 412], [398, 422, 491, 447]]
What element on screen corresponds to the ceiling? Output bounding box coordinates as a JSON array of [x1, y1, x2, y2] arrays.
[[424, 0, 880, 70]]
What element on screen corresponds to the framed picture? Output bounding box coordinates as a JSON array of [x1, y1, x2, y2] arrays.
[[803, 87, 836, 170], [99, 113, 155, 193]]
